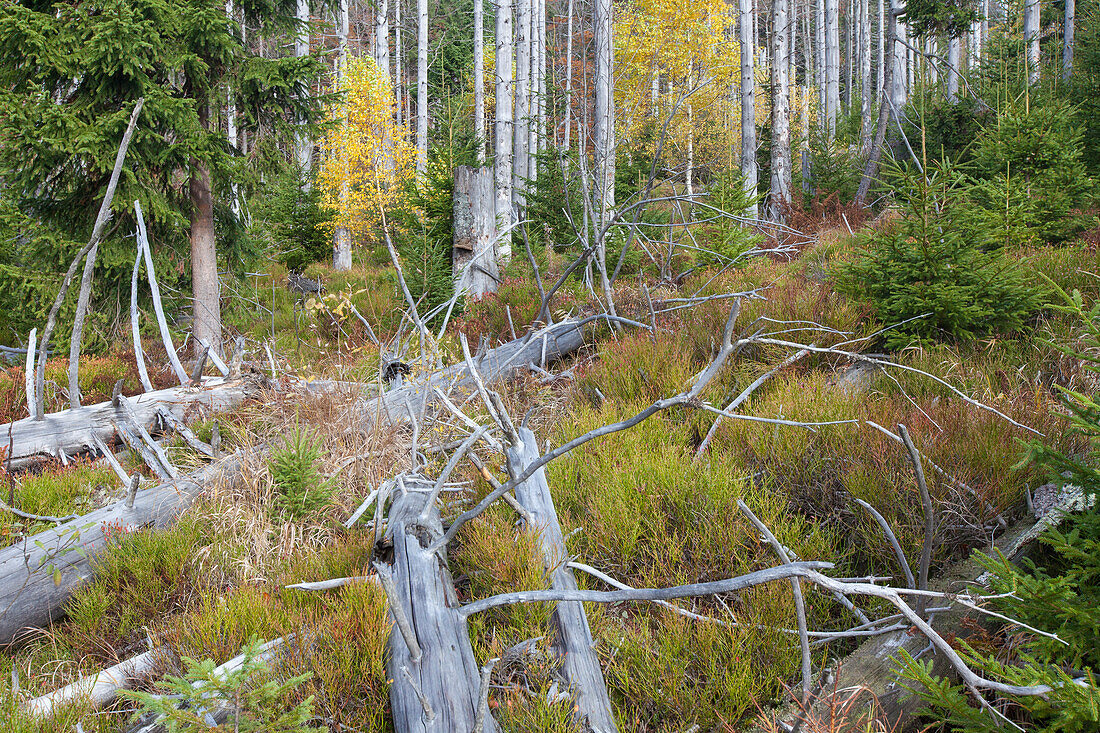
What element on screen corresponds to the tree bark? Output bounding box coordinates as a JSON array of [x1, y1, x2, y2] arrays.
[[1025, 0, 1041, 86], [190, 152, 221, 359], [859, 0, 873, 151], [593, 0, 616, 222], [295, 0, 312, 174], [513, 0, 531, 211], [494, 0, 514, 258], [333, 0, 352, 272], [768, 0, 792, 222], [453, 166, 499, 299], [1063, 0, 1075, 78], [815, 0, 826, 131], [947, 36, 960, 101], [416, 0, 428, 173], [474, 0, 486, 162]]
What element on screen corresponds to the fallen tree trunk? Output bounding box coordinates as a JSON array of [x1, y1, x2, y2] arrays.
[[507, 427, 618, 733], [0, 375, 264, 472], [382, 477, 500, 733], [362, 319, 595, 426], [0, 447, 266, 646], [23, 646, 166, 718]]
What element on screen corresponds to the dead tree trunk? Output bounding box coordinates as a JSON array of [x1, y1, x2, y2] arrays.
[[507, 427, 618, 733], [382, 479, 500, 732], [453, 166, 500, 300], [0, 447, 266, 645], [0, 376, 263, 472]]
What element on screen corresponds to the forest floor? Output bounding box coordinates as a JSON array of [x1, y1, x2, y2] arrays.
[[1, 214, 1098, 732]]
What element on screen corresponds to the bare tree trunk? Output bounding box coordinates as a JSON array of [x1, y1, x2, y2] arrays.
[[876, 0, 884, 98], [416, 0, 428, 173], [531, 0, 544, 182], [226, 0, 240, 221], [453, 166, 499, 299], [396, 0, 404, 130], [824, 0, 839, 137], [815, 0, 826, 129], [333, 0, 353, 272], [513, 0, 531, 211], [856, 0, 894, 204], [859, 0, 873, 151], [740, 0, 759, 218], [769, 0, 792, 222], [593, 0, 615, 221], [1063, 0, 1075, 78], [474, 0, 486, 162], [891, 17, 906, 108], [1025, 0, 1041, 86], [190, 156, 221, 359], [947, 36, 960, 101], [295, 0, 312, 174], [494, 0, 514, 259], [562, 0, 574, 151], [375, 0, 390, 79]]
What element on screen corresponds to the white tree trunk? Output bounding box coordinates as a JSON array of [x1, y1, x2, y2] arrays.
[[593, 0, 615, 221], [416, 0, 428, 172], [295, 0, 312, 175], [395, 0, 403, 130], [190, 158, 221, 359], [824, 0, 839, 138], [740, 0, 759, 218], [333, 0, 352, 271], [530, 0, 544, 182], [947, 36, 960, 101], [815, 0, 826, 129], [1025, 0, 1040, 86], [474, 0, 485, 162], [494, 0, 514, 259], [513, 0, 531, 211], [769, 0, 791, 222], [227, 0, 240, 220], [876, 0, 884, 97], [1063, 0, 1075, 78], [927, 36, 938, 85], [563, 0, 574, 151], [375, 0, 390, 79], [859, 0, 872, 150], [891, 18, 906, 109]]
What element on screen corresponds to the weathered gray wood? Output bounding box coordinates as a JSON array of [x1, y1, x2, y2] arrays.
[[453, 166, 499, 300], [362, 319, 592, 427], [156, 407, 215, 459], [24, 329, 37, 420], [0, 447, 265, 645], [23, 646, 165, 718], [135, 200, 189, 386], [507, 428, 618, 733], [383, 478, 500, 733], [67, 100, 146, 409], [117, 394, 178, 480], [0, 376, 262, 472], [130, 246, 154, 393], [114, 420, 172, 483]]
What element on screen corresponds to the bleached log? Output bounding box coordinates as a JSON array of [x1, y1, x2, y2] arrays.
[[24, 329, 37, 420], [382, 478, 500, 733], [0, 376, 262, 472], [362, 318, 597, 427], [0, 446, 265, 645], [507, 427, 618, 733], [23, 646, 165, 718], [155, 407, 215, 458], [135, 200, 188, 386], [115, 420, 172, 483], [130, 246, 154, 393]]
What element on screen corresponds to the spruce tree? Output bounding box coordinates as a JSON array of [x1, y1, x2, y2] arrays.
[[0, 0, 326, 351]]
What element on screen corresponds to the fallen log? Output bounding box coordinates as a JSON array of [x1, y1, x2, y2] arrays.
[[382, 476, 500, 733], [22, 646, 166, 718], [0, 375, 264, 472], [361, 318, 607, 427], [507, 427, 618, 733], [0, 446, 266, 646]]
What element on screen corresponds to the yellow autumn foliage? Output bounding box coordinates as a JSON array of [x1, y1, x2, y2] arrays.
[[318, 56, 417, 234]]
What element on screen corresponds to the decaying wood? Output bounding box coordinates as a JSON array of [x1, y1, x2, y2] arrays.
[[135, 200, 189, 386], [114, 420, 172, 483], [381, 476, 500, 733], [0, 446, 266, 646], [155, 407, 215, 458], [0, 376, 262, 472], [23, 646, 165, 718], [24, 329, 37, 420], [452, 166, 499, 299], [507, 427, 618, 733], [130, 247, 155, 393], [361, 318, 597, 427]]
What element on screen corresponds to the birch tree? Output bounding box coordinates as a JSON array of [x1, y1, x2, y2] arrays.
[[769, 0, 792, 222], [740, 0, 759, 217]]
